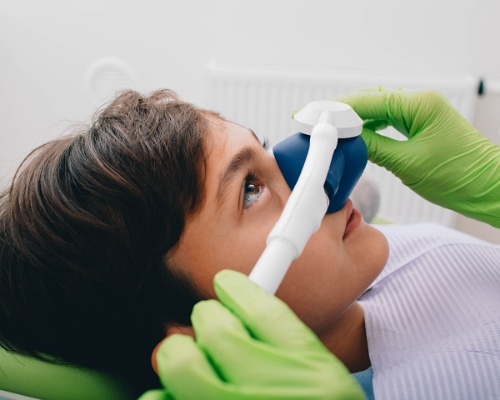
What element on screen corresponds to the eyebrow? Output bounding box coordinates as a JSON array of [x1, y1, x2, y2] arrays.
[[249, 129, 269, 150], [216, 146, 258, 206]]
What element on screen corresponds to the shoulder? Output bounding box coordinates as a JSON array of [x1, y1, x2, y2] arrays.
[[363, 223, 500, 399]]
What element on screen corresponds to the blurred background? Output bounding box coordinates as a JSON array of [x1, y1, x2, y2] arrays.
[[1, 0, 500, 242]]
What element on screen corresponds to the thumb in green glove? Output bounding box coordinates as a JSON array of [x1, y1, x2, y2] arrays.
[[339, 87, 500, 228], [139, 269, 365, 400]]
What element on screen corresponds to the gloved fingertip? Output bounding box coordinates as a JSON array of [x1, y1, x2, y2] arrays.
[[156, 334, 204, 381], [214, 269, 246, 284], [364, 118, 389, 131], [192, 299, 223, 320], [360, 127, 379, 146], [157, 333, 195, 360], [213, 269, 263, 300], [137, 389, 169, 400]]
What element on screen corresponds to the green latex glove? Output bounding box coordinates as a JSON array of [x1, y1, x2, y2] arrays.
[[139, 270, 365, 400], [339, 87, 500, 228]]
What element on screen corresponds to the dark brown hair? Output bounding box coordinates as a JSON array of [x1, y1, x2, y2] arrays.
[[0, 89, 211, 393]]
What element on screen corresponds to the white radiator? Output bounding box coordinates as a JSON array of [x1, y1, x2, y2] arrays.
[[204, 62, 479, 227]]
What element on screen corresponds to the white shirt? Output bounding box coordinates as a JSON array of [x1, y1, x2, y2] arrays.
[[359, 223, 500, 399]]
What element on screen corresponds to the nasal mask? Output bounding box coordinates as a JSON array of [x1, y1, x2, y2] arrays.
[[248, 101, 367, 294]]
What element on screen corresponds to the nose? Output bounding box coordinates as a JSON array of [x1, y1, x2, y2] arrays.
[[272, 133, 367, 213]]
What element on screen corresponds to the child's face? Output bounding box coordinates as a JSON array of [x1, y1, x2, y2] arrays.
[[169, 116, 388, 337]]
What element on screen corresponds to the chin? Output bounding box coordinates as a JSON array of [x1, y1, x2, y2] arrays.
[[367, 225, 389, 268], [353, 223, 388, 265]]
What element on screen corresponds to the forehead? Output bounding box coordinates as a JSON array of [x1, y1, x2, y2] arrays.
[[204, 116, 258, 156], [199, 117, 261, 204]]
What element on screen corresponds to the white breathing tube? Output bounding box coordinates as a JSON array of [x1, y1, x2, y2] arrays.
[[248, 101, 363, 295]]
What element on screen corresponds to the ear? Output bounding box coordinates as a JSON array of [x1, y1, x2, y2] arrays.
[[166, 324, 195, 338]]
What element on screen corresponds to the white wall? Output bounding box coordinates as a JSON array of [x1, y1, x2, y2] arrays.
[[1, 0, 500, 242]]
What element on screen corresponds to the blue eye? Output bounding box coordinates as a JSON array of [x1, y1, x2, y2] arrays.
[[243, 174, 264, 209]]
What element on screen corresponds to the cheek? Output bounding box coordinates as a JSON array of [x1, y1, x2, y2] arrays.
[[181, 212, 280, 298], [274, 223, 388, 332], [275, 233, 346, 321], [218, 231, 268, 274], [218, 189, 288, 275], [175, 174, 296, 299]]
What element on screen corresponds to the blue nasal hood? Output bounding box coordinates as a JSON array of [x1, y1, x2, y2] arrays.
[[248, 102, 366, 295], [273, 133, 368, 213]]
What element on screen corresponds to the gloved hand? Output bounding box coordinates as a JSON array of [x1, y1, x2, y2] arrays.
[[339, 87, 500, 228], [138, 270, 365, 400]]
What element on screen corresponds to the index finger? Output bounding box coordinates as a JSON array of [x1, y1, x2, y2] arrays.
[[338, 86, 394, 121], [213, 270, 326, 351]]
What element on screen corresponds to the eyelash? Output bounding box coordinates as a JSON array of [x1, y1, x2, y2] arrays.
[[243, 171, 265, 209]]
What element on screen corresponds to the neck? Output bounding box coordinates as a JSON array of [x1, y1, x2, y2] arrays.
[[319, 302, 370, 373]]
